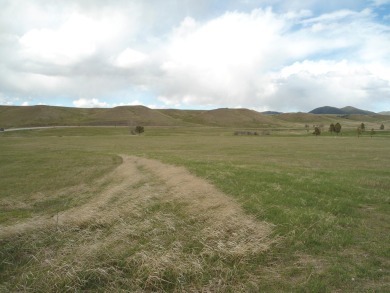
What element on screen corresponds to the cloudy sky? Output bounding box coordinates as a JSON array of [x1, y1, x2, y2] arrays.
[[1, 0, 390, 112]]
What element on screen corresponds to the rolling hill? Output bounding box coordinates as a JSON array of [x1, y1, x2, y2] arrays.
[[0, 105, 388, 129], [188, 108, 279, 127], [309, 106, 346, 115], [87, 106, 187, 126], [309, 106, 376, 115], [0, 105, 189, 128]]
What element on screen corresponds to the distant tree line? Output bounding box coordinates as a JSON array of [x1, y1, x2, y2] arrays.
[[233, 130, 272, 136], [356, 122, 385, 138], [234, 131, 259, 136], [311, 122, 386, 137]]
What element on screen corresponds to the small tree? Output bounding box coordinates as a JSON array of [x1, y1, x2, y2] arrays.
[[370, 128, 375, 138], [380, 123, 385, 130], [305, 124, 310, 133], [329, 123, 335, 133], [134, 125, 144, 135], [313, 126, 321, 136], [357, 127, 362, 137], [334, 123, 341, 135], [360, 122, 365, 131]]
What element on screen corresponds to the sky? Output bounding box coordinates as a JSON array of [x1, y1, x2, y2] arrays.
[[1, 0, 390, 112]]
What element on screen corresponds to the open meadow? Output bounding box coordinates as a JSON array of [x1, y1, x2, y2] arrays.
[[1, 126, 389, 292]]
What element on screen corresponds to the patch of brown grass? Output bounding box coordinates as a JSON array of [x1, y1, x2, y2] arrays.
[[1, 155, 274, 291]]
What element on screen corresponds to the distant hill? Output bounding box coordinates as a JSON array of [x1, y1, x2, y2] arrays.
[[379, 111, 390, 115], [276, 112, 334, 123], [309, 106, 345, 114], [0, 105, 387, 129], [339, 106, 375, 115], [309, 106, 376, 115], [0, 105, 281, 128], [192, 108, 278, 127], [0, 105, 192, 128], [0, 105, 89, 127], [261, 111, 283, 115], [88, 106, 186, 126]]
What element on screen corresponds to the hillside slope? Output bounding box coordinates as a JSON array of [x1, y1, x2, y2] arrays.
[[1, 105, 388, 129], [340, 106, 375, 115], [309, 106, 345, 114], [0, 105, 91, 128], [88, 106, 189, 126], [0, 105, 188, 128], [188, 108, 279, 127], [0, 106, 281, 128], [310, 106, 376, 115]]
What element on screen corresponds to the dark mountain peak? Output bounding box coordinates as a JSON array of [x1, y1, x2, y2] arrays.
[[309, 106, 376, 115], [309, 106, 345, 114], [340, 106, 375, 115]]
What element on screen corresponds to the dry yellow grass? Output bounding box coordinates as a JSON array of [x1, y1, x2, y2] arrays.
[[1, 155, 273, 291]]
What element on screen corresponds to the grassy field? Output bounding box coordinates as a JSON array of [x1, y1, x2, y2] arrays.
[[1, 127, 389, 292]]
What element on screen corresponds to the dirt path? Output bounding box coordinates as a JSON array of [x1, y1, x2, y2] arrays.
[[1, 155, 274, 291], [1, 155, 272, 253]]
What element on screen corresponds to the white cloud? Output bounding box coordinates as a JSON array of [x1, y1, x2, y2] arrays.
[[155, 7, 390, 111], [111, 100, 143, 107], [265, 60, 390, 111], [1, 1, 390, 111], [301, 9, 368, 24], [157, 8, 287, 107], [21, 101, 30, 106], [0, 93, 14, 105], [19, 13, 97, 65], [371, 0, 390, 6], [73, 98, 109, 108], [17, 6, 131, 66], [114, 48, 149, 68]]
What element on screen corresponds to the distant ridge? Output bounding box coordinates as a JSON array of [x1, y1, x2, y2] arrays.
[[309, 106, 345, 114], [0, 105, 387, 128], [340, 106, 375, 115], [1, 105, 279, 128], [261, 111, 283, 115], [309, 106, 376, 115]]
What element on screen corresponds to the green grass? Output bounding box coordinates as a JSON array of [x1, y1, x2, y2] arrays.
[[0, 141, 121, 224], [0, 127, 389, 292]]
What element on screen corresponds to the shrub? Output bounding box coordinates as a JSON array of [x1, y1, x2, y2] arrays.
[[329, 123, 335, 133], [133, 126, 144, 135], [334, 123, 341, 135], [313, 127, 321, 136]]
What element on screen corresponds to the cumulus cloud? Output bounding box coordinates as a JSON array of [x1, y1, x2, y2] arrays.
[[114, 48, 149, 68], [265, 60, 390, 111], [19, 14, 96, 66], [73, 98, 109, 108], [0, 0, 390, 111], [157, 9, 286, 107], [156, 7, 390, 111]]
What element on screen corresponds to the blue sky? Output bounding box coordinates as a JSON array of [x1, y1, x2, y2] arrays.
[[0, 0, 390, 112]]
